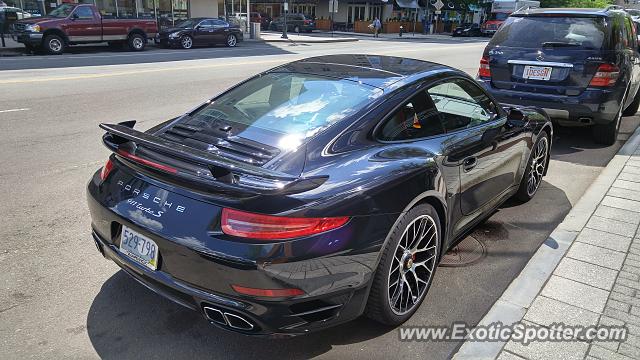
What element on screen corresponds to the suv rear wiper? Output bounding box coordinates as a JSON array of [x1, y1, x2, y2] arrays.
[[541, 41, 580, 47]]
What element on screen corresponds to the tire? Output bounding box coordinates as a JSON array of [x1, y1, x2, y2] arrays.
[[514, 131, 549, 202], [593, 87, 627, 145], [180, 35, 193, 49], [365, 203, 441, 326], [623, 87, 640, 117], [225, 34, 237, 47], [43, 34, 64, 55], [127, 33, 146, 51]]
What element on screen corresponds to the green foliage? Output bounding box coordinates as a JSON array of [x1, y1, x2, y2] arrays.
[[540, 0, 614, 8]]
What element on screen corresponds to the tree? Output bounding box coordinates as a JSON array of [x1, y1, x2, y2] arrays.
[[540, 0, 614, 8]]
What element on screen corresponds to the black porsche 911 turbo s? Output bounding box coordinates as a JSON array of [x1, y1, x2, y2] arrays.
[[87, 55, 552, 336]]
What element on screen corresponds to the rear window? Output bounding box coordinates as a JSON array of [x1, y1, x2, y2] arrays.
[[489, 16, 607, 49], [187, 73, 381, 144]]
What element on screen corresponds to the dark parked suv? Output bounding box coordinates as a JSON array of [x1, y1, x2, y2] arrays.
[[477, 6, 640, 144], [269, 13, 315, 33]]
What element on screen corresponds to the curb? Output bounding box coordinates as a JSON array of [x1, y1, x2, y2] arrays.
[[261, 37, 359, 43], [453, 124, 640, 360]]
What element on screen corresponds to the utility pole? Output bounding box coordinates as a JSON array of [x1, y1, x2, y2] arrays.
[[281, 1, 288, 39]]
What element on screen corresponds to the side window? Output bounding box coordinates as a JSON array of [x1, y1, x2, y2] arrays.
[[198, 20, 214, 28], [74, 6, 94, 19], [624, 18, 636, 49], [427, 78, 498, 133], [212, 19, 228, 28], [379, 91, 446, 141]]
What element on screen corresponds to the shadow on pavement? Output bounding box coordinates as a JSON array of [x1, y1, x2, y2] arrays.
[[548, 115, 640, 167], [87, 270, 394, 360], [0, 42, 293, 71]]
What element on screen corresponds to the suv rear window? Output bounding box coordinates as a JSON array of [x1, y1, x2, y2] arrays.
[[489, 16, 607, 50]]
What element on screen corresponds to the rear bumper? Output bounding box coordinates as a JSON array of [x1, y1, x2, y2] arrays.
[[477, 78, 624, 125], [92, 230, 371, 336], [86, 170, 388, 335]]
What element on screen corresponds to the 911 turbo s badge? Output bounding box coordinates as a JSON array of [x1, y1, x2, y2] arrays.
[[117, 180, 186, 217]]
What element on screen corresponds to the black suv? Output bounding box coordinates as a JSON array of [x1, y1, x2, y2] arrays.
[[269, 13, 315, 33], [477, 7, 640, 145]]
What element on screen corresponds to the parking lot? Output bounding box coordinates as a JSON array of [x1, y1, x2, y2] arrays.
[[1, 38, 639, 359]]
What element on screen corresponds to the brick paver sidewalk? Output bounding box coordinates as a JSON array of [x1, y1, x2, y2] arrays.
[[455, 128, 640, 360]]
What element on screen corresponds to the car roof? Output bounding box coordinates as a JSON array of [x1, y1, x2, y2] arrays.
[[270, 54, 457, 89], [514, 7, 627, 17]]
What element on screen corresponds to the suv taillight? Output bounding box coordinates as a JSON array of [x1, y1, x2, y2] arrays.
[[478, 56, 491, 78], [221, 208, 349, 240], [589, 63, 620, 87]]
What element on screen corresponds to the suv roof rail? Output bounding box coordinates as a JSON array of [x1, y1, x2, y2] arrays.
[[605, 5, 624, 11], [513, 4, 539, 14]]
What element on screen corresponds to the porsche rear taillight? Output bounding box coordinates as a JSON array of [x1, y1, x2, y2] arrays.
[[100, 158, 114, 181], [590, 63, 620, 87], [116, 149, 178, 174], [478, 56, 491, 78], [221, 208, 349, 240]]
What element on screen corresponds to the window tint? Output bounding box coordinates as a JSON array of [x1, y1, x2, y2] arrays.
[[73, 6, 94, 19], [379, 92, 446, 141], [212, 19, 227, 27], [198, 20, 215, 28], [490, 16, 606, 50], [188, 73, 382, 139], [427, 79, 497, 133]]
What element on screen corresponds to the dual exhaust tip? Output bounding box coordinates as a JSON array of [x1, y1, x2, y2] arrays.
[[203, 306, 255, 331]]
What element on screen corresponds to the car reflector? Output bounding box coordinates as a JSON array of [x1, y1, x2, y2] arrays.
[[231, 285, 305, 297]]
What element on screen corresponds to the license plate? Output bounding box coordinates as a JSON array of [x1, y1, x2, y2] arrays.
[[120, 226, 159, 270], [523, 65, 552, 80]]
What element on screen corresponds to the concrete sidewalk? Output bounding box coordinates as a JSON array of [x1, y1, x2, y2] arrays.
[[455, 125, 640, 359], [260, 32, 358, 43]]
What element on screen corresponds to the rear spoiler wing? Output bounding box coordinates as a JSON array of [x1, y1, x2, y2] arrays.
[[99, 121, 327, 195]]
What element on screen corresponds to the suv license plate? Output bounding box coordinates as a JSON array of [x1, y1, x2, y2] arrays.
[[120, 226, 159, 270], [523, 65, 552, 80]]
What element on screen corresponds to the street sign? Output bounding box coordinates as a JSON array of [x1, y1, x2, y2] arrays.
[[284, 2, 288, 11], [434, 0, 444, 10]]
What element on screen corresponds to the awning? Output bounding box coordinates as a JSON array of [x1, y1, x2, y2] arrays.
[[396, 0, 419, 9]]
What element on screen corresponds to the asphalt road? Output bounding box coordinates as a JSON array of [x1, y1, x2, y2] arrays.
[[1, 39, 638, 360]]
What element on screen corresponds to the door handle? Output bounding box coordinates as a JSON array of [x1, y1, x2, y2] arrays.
[[463, 157, 477, 172]]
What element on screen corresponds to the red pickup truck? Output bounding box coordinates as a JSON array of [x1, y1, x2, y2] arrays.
[[11, 3, 158, 54]]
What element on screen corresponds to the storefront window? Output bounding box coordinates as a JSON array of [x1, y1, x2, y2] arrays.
[[22, 0, 43, 16], [95, 0, 117, 18], [157, 0, 172, 28], [136, 0, 156, 18], [173, 0, 187, 22], [117, 0, 136, 18]]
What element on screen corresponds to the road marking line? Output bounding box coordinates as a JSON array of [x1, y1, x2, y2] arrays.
[[0, 43, 485, 84], [0, 108, 29, 113]]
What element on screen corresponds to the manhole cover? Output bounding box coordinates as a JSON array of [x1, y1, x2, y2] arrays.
[[440, 236, 486, 267]]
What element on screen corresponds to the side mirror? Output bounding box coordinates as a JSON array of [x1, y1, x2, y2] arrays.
[[72, 13, 79, 20], [507, 108, 525, 121]]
